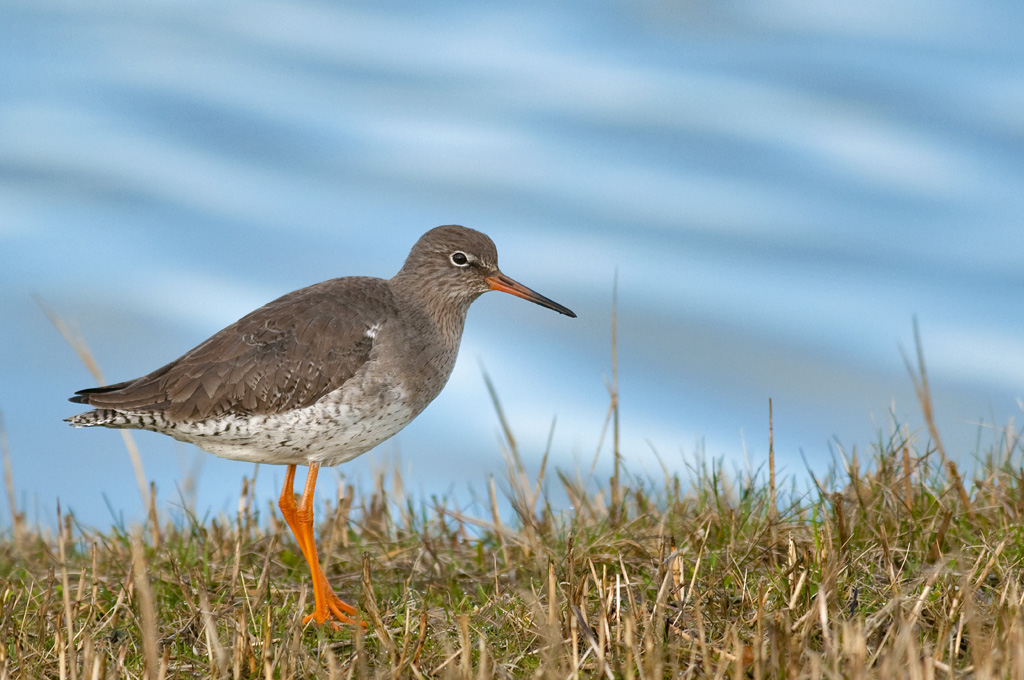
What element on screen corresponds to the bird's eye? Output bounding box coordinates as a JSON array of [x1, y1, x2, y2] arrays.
[[450, 251, 469, 267]]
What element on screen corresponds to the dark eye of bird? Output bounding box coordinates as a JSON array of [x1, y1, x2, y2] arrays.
[[450, 252, 469, 267]]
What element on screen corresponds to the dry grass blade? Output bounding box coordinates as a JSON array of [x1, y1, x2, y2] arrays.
[[901, 317, 948, 463], [38, 297, 152, 516], [481, 366, 516, 455], [56, 503, 78, 680], [768, 399, 776, 525], [609, 271, 621, 519], [1, 412, 27, 550], [361, 552, 396, 661], [130, 529, 160, 679], [570, 604, 614, 680], [197, 580, 228, 675]]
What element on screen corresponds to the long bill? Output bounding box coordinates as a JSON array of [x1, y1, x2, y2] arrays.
[[486, 273, 576, 318]]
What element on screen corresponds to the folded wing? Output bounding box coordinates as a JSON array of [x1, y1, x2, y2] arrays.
[[70, 277, 396, 422]]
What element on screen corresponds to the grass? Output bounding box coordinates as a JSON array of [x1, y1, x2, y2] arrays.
[[2, 324, 1024, 678]]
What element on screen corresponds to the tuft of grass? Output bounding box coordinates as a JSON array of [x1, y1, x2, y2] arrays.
[[5, 308, 1022, 678], [2, 404, 1024, 678]]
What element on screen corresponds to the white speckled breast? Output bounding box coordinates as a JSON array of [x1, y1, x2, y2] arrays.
[[147, 376, 417, 466]]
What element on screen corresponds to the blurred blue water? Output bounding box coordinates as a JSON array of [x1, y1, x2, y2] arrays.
[[2, 0, 1023, 529]]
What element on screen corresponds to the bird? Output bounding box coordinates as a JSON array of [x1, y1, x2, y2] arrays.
[[66, 224, 576, 627]]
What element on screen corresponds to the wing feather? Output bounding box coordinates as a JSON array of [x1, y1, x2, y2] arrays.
[[70, 277, 395, 421]]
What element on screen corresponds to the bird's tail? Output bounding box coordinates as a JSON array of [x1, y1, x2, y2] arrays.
[[65, 409, 135, 428]]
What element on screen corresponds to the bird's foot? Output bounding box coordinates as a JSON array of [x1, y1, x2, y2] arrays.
[[303, 586, 366, 629]]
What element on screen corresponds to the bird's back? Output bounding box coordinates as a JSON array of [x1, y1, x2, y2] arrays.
[[67, 277, 397, 432]]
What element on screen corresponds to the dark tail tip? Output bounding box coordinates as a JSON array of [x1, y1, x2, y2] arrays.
[[69, 384, 121, 404]]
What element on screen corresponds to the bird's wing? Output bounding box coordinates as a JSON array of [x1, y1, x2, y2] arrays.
[[70, 277, 397, 421]]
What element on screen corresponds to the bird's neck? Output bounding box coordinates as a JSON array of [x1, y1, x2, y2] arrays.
[[390, 276, 473, 348]]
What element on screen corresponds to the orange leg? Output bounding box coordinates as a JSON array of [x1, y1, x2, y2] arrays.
[[277, 463, 365, 627]]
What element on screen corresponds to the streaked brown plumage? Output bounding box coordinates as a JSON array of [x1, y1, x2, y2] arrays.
[[71, 277, 389, 421], [67, 224, 575, 627]]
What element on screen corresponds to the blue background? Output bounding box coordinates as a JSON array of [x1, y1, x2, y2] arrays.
[[2, 0, 1023, 528]]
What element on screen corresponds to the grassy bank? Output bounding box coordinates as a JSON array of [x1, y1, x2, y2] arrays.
[[2, 400, 1023, 679], [3, 320, 1024, 679]]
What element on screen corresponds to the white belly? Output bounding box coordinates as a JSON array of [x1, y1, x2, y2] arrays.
[[157, 381, 418, 467]]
